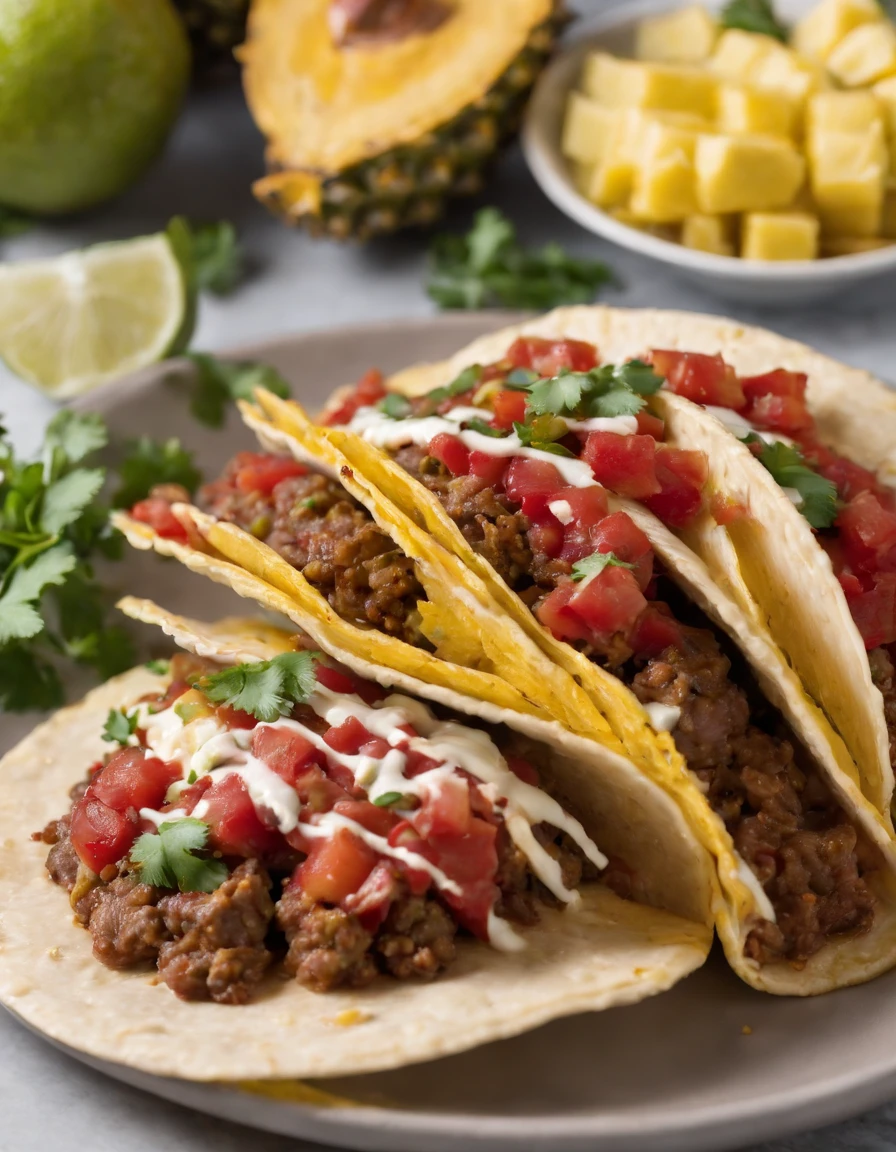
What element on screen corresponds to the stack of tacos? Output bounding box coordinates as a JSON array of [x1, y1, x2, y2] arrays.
[[4, 304, 896, 1087]]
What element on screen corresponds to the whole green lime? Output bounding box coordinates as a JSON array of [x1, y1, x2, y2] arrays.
[[0, 0, 191, 215]]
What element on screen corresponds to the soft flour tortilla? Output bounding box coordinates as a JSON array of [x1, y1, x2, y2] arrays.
[[337, 306, 895, 821], [0, 607, 714, 1081]]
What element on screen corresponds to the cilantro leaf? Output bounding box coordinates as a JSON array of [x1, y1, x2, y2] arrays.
[[527, 372, 592, 418], [720, 0, 788, 40], [513, 417, 574, 456], [506, 368, 539, 389], [427, 208, 613, 310], [607, 360, 665, 397], [745, 436, 838, 529], [588, 388, 644, 419], [0, 644, 63, 712], [0, 546, 77, 642], [103, 708, 138, 745], [373, 791, 406, 808], [466, 418, 506, 438], [571, 551, 635, 582], [145, 658, 171, 675], [184, 353, 291, 428], [187, 221, 244, 296], [527, 360, 662, 420], [378, 394, 412, 420], [42, 468, 105, 534], [197, 651, 318, 722], [112, 437, 201, 509], [44, 411, 108, 465], [131, 819, 229, 893], [421, 364, 484, 413]]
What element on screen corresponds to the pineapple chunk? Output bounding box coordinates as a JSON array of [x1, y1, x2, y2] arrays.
[[635, 6, 719, 64], [792, 0, 884, 62], [749, 44, 827, 105], [822, 236, 895, 255], [717, 85, 798, 137], [827, 22, 896, 87], [742, 212, 820, 260], [587, 110, 710, 208], [875, 76, 896, 139], [807, 91, 882, 135], [695, 134, 806, 214], [709, 30, 779, 81], [810, 124, 888, 236], [630, 122, 700, 222], [562, 93, 616, 164], [582, 53, 717, 117], [682, 213, 735, 255]]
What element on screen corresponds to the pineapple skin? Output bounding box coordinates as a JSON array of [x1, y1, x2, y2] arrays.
[[174, 0, 249, 73], [253, 9, 566, 240]]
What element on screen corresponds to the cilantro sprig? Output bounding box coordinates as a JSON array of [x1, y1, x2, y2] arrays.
[[186, 221, 244, 296], [743, 436, 838, 530], [571, 551, 635, 582], [720, 0, 789, 41], [526, 361, 664, 420], [427, 208, 613, 310], [112, 436, 201, 509], [0, 412, 135, 711], [131, 818, 228, 893], [103, 708, 139, 745], [182, 353, 291, 429], [196, 651, 318, 722]]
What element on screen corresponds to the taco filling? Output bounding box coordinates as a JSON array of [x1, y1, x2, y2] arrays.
[[37, 648, 618, 1004], [313, 341, 884, 966]]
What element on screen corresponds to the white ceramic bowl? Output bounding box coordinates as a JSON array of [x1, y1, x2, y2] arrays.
[[522, 0, 896, 304]]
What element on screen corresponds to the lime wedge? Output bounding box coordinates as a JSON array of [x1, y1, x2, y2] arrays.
[[0, 228, 195, 398]]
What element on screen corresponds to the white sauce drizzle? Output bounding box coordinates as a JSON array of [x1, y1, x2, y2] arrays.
[[548, 499, 574, 525], [134, 678, 607, 952], [643, 703, 682, 733], [703, 406, 793, 447], [736, 859, 778, 924]]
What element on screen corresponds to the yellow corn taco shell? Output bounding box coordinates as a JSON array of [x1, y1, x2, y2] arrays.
[[0, 603, 714, 1082]]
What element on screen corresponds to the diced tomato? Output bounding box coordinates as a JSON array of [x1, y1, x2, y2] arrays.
[[557, 486, 612, 563], [629, 604, 683, 657], [837, 492, 896, 576], [506, 756, 540, 787], [233, 453, 306, 495], [820, 455, 885, 505], [506, 337, 599, 376], [527, 517, 564, 558], [295, 829, 378, 905], [582, 432, 660, 499], [588, 511, 654, 591], [413, 775, 471, 839], [740, 370, 810, 433], [430, 817, 499, 940], [129, 497, 189, 542], [644, 447, 708, 528], [710, 493, 747, 526], [741, 369, 807, 403], [344, 861, 400, 932], [333, 799, 398, 838], [215, 705, 258, 730], [841, 572, 896, 649], [324, 368, 387, 425], [536, 582, 594, 643], [324, 715, 372, 756], [90, 749, 180, 813], [404, 748, 443, 778], [70, 796, 137, 873], [291, 763, 351, 814], [251, 726, 318, 785], [491, 389, 528, 430], [428, 432, 470, 477], [567, 565, 648, 642], [468, 450, 508, 487], [387, 819, 433, 894], [504, 457, 565, 518], [201, 775, 282, 859], [314, 663, 388, 705], [651, 350, 745, 409], [635, 410, 665, 440]]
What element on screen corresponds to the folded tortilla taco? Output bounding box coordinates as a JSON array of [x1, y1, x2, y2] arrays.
[[0, 600, 714, 1081], [113, 388, 896, 995], [323, 307, 896, 827]]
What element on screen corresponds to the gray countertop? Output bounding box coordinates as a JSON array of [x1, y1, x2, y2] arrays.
[[2, 4, 896, 1146]]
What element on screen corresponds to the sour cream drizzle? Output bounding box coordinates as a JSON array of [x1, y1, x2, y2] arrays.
[[134, 679, 608, 951], [703, 406, 793, 447]]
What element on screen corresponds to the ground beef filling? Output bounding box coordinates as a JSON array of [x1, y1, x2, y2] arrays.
[[870, 646, 896, 781], [198, 469, 426, 645], [39, 787, 596, 998], [395, 445, 877, 966]]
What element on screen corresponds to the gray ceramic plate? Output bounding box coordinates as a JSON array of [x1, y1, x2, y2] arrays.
[[5, 316, 896, 1152]]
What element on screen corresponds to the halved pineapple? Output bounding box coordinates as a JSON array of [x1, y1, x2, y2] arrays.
[[241, 0, 564, 238]]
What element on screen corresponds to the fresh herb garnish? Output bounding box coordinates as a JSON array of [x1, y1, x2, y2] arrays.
[[131, 818, 228, 893], [185, 220, 244, 296], [102, 707, 139, 745], [466, 418, 506, 438], [145, 658, 171, 675], [196, 651, 318, 722], [526, 360, 663, 420], [421, 364, 483, 413], [513, 416, 574, 456], [571, 551, 635, 582], [427, 208, 613, 310], [372, 791, 406, 808], [184, 353, 291, 429], [506, 367, 540, 389], [112, 436, 201, 509], [378, 393, 412, 420], [743, 436, 838, 529], [0, 412, 135, 712], [720, 0, 789, 41], [0, 207, 34, 239]]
